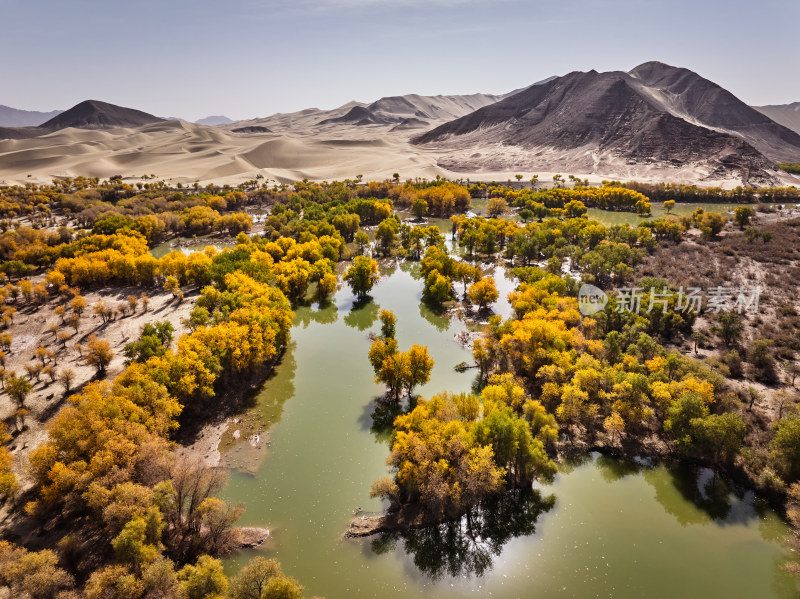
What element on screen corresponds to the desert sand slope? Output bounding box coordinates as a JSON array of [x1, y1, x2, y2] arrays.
[[1, 117, 793, 189], [222, 103, 363, 135], [0, 119, 450, 185], [754, 103, 800, 137]]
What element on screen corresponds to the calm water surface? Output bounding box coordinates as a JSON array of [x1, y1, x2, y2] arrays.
[[217, 259, 796, 598]]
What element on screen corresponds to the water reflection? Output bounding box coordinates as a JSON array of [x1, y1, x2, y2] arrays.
[[371, 489, 556, 580], [294, 300, 339, 328], [595, 453, 644, 483], [418, 301, 451, 332], [218, 343, 298, 474], [218, 263, 798, 598], [489, 264, 518, 321], [399, 260, 422, 279], [344, 297, 380, 331], [593, 455, 766, 528], [643, 463, 739, 526], [359, 397, 404, 441]]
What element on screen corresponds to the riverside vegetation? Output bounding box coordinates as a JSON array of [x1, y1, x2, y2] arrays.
[[0, 174, 798, 597]]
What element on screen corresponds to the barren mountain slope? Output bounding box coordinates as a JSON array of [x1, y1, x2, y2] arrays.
[[413, 63, 800, 185], [754, 102, 800, 136]]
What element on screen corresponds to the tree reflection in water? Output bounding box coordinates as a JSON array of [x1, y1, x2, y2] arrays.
[[344, 296, 380, 331], [294, 299, 339, 328], [371, 488, 555, 580], [594, 453, 741, 526]]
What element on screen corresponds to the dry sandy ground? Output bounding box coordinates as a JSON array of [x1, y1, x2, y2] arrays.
[[637, 212, 800, 424], [0, 288, 197, 492]]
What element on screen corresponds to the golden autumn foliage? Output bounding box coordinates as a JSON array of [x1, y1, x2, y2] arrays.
[[376, 378, 558, 519], [0, 423, 17, 501], [474, 280, 722, 438]]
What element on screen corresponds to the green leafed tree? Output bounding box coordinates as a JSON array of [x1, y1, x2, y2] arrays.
[[344, 256, 379, 298]]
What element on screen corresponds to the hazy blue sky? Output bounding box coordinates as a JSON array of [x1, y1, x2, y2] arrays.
[[2, 0, 798, 121]]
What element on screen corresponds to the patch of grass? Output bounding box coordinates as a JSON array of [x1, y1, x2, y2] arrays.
[[778, 163, 800, 174]]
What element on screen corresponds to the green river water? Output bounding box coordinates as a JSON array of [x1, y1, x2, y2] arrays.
[[214, 260, 799, 598]]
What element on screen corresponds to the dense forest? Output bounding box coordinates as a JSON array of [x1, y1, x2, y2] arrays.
[[0, 174, 799, 597]]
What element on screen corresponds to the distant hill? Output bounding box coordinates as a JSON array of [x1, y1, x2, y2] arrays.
[[319, 93, 502, 128], [228, 93, 503, 134], [196, 115, 234, 126], [40, 100, 163, 130], [753, 102, 800, 136], [413, 62, 800, 185], [364, 93, 502, 124], [319, 105, 381, 126], [0, 105, 62, 127]]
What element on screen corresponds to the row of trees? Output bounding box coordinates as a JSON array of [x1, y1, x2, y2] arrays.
[[0, 230, 313, 596], [495, 185, 653, 215]]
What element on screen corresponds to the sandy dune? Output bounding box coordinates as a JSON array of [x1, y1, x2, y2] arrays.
[[0, 120, 445, 185]]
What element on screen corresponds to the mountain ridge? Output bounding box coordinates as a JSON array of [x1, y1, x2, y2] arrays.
[[0, 105, 62, 127], [753, 102, 800, 136], [413, 62, 800, 185], [1, 66, 798, 187]]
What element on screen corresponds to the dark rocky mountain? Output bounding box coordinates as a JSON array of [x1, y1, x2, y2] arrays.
[[414, 62, 800, 183], [627, 62, 800, 161], [0, 100, 165, 140], [41, 100, 163, 130], [0, 105, 62, 127]]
